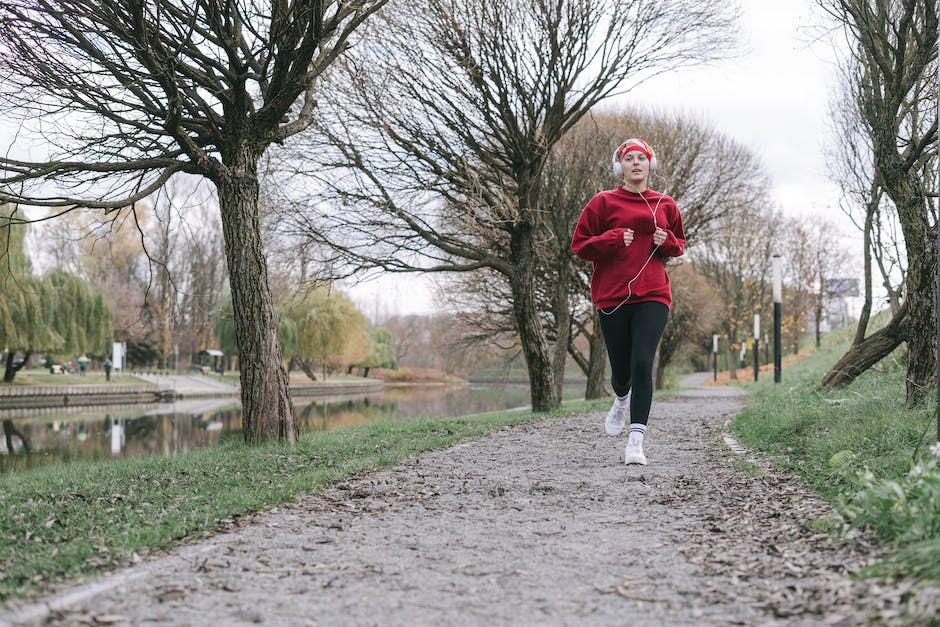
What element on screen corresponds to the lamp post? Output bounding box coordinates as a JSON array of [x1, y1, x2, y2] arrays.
[[713, 333, 718, 382], [753, 314, 760, 382], [773, 254, 782, 383]]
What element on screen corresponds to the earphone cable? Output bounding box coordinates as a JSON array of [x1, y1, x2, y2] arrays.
[[599, 176, 668, 317]]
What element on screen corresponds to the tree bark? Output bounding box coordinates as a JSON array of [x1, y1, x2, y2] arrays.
[[585, 310, 608, 399], [3, 351, 15, 383], [2, 350, 29, 383], [814, 303, 822, 349], [567, 311, 608, 399], [509, 221, 558, 412], [551, 264, 572, 403], [821, 300, 906, 388], [217, 147, 297, 444], [297, 359, 318, 381], [652, 348, 662, 390], [853, 191, 876, 346], [900, 228, 936, 406]]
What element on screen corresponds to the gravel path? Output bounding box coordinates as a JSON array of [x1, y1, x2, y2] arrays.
[[3, 381, 938, 626]]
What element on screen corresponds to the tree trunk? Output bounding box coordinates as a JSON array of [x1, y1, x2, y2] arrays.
[[585, 310, 608, 399], [814, 304, 822, 349], [900, 230, 936, 407], [821, 301, 907, 388], [2, 350, 29, 383], [853, 193, 876, 346], [551, 265, 572, 403], [653, 347, 662, 390], [217, 147, 297, 444], [297, 359, 318, 381], [2, 351, 14, 383], [567, 311, 607, 399], [509, 222, 558, 411], [848, 0, 936, 406]]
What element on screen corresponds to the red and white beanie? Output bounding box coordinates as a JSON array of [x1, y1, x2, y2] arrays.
[[613, 138, 655, 165]]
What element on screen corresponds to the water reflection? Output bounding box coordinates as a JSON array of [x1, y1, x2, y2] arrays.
[[0, 383, 577, 472]]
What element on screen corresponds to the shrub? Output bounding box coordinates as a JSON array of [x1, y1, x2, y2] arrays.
[[834, 451, 940, 581]]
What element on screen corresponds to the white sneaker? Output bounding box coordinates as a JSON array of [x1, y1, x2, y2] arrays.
[[624, 431, 647, 465], [604, 394, 629, 436]]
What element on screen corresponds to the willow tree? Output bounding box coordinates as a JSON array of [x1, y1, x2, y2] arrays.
[[0, 205, 54, 381], [0, 0, 387, 442], [1, 206, 113, 382], [280, 0, 739, 411], [279, 286, 369, 380]]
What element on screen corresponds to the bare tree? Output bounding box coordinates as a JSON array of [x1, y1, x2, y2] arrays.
[[575, 110, 771, 386], [540, 118, 612, 400], [166, 180, 229, 367], [828, 66, 896, 345], [691, 201, 781, 380], [38, 177, 229, 371], [443, 108, 771, 398], [279, 0, 739, 411], [38, 207, 155, 348], [655, 261, 721, 388], [817, 0, 938, 406], [0, 0, 387, 442], [771, 216, 850, 354]]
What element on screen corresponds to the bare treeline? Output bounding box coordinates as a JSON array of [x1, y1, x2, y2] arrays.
[[274, 0, 740, 410]]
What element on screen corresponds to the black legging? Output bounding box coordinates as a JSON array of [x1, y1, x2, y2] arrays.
[[597, 301, 669, 426]]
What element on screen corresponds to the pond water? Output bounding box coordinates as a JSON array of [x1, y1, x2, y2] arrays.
[[0, 383, 585, 472]]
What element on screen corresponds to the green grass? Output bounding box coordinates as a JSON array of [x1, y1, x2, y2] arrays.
[[470, 361, 587, 382], [0, 396, 610, 602], [729, 317, 940, 582], [1, 368, 146, 386]]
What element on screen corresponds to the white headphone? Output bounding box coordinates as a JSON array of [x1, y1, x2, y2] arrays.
[[612, 138, 657, 177]]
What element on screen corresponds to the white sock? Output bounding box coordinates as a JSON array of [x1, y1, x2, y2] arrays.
[[629, 423, 646, 436], [615, 394, 629, 406]]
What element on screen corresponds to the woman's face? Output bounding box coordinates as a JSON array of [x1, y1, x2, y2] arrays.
[[620, 150, 650, 187]]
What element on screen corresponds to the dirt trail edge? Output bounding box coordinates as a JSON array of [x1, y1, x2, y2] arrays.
[[3, 382, 939, 626]]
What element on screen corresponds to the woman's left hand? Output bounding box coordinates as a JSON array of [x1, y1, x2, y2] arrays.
[[653, 227, 667, 246]]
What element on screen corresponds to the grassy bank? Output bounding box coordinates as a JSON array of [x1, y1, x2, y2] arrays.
[[730, 322, 939, 582], [0, 396, 610, 603], [0, 368, 145, 386]]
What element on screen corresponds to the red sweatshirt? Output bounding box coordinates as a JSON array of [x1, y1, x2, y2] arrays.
[[571, 186, 686, 310]]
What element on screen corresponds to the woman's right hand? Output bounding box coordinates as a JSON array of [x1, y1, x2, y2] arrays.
[[622, 228, 634, 248]]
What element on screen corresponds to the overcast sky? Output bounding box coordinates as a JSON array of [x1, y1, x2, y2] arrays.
[[349, 0, 855, 318], [628, 0, 845, 219]]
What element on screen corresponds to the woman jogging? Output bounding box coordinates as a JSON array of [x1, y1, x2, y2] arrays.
[[570, 138, 686, 465]]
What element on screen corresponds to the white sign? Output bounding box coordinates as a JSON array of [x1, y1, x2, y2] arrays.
[[112, 341, 126, 370]]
